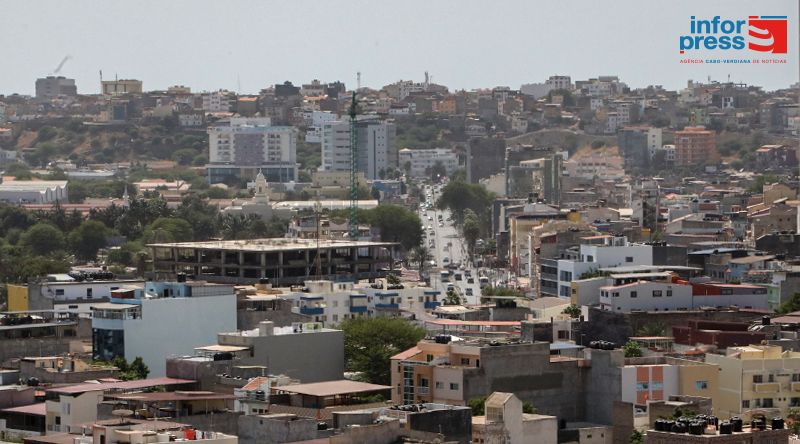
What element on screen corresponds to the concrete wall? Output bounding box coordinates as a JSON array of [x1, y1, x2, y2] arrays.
[[407, 407, 472, 444], [237, 414, 317, 444], [245, 331, 344, 383], [122, 295, 237, 377], [463, 342, 586, 422], [583, 349, 623, 425]]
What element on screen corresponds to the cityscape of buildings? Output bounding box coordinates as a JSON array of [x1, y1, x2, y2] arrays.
[[0, 12, 799, 443]]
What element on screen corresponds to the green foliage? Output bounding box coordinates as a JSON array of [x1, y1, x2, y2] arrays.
[[469, 396, 487, 416], [636, 322, 667, 337], [436, 180, 493, 230], [481, 286, 524, 297], [359, 205, 423, 250], [623, 340, 643, 358], [408, 245, 432, 277], [629, 430, 644, 444], [172, 148, 199, 165], [777, 293, 800, 315], [386, 273, 401, 286], [562, 304, 581, 319], [340, 317, 426, 385], [462, 209, 480, 261], [522, 402, 536, 414], [143, 217, 194, 243], [68, 220, 109, 261], [748, 174, 780, 193], [97, 356, 150, 381], [443, 290, 462, 305], [3, 163, 32, 180], [20, 223, 66, 256]]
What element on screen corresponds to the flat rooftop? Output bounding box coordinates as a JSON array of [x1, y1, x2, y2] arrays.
[[272, 380, 390, 397], [149, 238, 397, 252], [47, 377, 195, 395]]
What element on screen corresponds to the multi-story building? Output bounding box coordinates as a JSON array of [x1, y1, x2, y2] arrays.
[[563, 150, 625, 180], [320, 118, 397, 180], [287, 280, 441, 325], [149, 238, 397, 285], [35, 76, 77, 98], [674, 126, 717, 167], [91, 280, 237, 377], [550, 236, 655, 299], [398, 148, 459, 178], [706, 344, 800, 420], [203, 320, 344, 383], [618, 127, 661, 169], [101, 79, 143, 95], [599, 274, 693, 312], [390, 338, 587, 421], [207, 117, 298, 183], [201, 90, 234, 113]]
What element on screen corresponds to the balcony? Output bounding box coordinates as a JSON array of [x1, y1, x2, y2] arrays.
[[753, 382, 780, 393], [300, 306, 324, 315], [375, 303, 399, 310], [791, 382, 800, 392], [417, 386, 430, 395], [424, 301, 441, 309], [350, 306, 368, 313]]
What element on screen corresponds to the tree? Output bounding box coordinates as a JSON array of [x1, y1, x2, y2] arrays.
[[69, 220, 109, 261], [386, 273, 401, 286], [562, 304, 581, 319], [629, 430, 644, 444], [444, 289, 462, 306], [361, 205, 423, 250], [436, 180, 493, 228], [143, 217, 194, 243], [777, 293, 800, 314], [462, 209, 480, 262], [623, 340, 643, 358], [172, 148, 199, 165], [106, 356, 150, 381], [408, 245, 432, 278], [469, 396, 487, 416], [20, 223, 66, 256], [340, 317, 426, 385], [636, 322, 667, 337]]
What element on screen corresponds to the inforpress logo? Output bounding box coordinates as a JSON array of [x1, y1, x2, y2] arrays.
[[679, 15, 788, 54]]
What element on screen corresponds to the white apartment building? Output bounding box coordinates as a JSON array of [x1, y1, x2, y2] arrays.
[[320, 118, 397, 180], [398, 148, 459, 178], [287, 280, 442, 326], [202, 91, 233, 113], [520, 75, 572, 99], [207, 117, 298, 183], [599, 279, 693, 312], [554, 237, 654, 298], [91, 281, 237, 377], [546, 75, 572, 91]]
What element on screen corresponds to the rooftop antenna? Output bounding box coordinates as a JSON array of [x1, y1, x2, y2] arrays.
[[237, 73, 241, 94], [356, 72, 361, 90], [51, 55, 71, 75]]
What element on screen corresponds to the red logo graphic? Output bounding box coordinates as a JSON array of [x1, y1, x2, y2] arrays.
[[748, 16, 787, 53]]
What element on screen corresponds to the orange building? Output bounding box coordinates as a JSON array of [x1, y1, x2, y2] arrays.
[[674, 126, 717, 166]]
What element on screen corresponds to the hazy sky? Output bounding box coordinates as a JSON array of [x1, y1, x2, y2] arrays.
[[1, 0, 797, 95]]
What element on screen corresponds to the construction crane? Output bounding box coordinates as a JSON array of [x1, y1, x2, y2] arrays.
[[348, 91, 359, 238]]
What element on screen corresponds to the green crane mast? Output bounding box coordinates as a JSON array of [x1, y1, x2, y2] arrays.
[[348, 92, 358, 238]]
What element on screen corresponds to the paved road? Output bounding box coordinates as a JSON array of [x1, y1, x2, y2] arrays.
[[418, 185, 482, 305]]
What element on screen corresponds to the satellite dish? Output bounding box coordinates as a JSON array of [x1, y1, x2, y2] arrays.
[[112, 409, 134, 423]]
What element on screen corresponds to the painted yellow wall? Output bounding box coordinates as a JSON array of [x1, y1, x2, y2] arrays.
[[7, 285, 29, 312]]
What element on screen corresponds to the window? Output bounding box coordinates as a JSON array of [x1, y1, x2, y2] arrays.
[[449, 383, 459, 390], [636, 382, 649, 391], [753, 374, 763, 383], [461, 358, 470, 365], [630, 291, 638, 298], [695, 380, 708, 390], [763, 398, 774, 408], [435, 381, 443, 389], [793, 374, 800, 382], [742, 400, 750, 408], [332, 314, 338, 322], [625, 256, 633, 263], [791, 398, 800, 407], [652, 290, 662, 297], [332, 301, 338, 308], [426, 354, 434, 362], [666, 290, 673, 297], [86, 288, 93, 298], [55, 289, 65, 296], [587, 255, 594, 262], [613, 292, 620, 298], [768, 374, 775, 383], [396, 385, 401, 395]]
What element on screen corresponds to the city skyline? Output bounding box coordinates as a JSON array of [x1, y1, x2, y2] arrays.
[[1, 0, 797, 95]]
